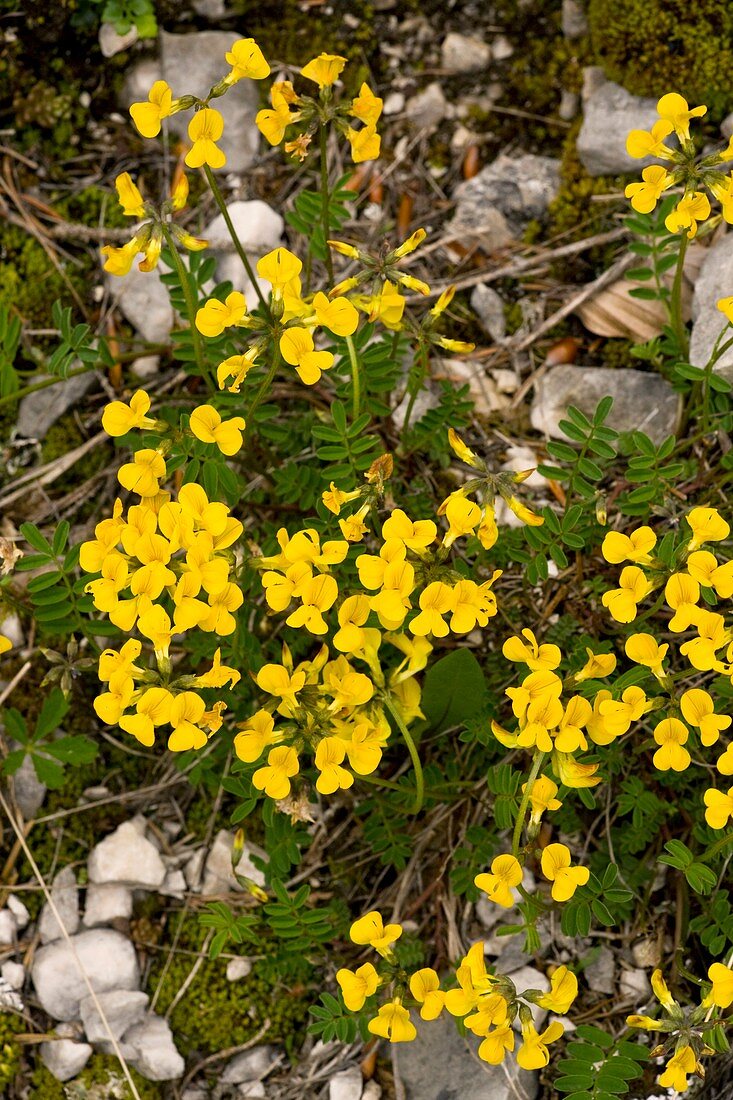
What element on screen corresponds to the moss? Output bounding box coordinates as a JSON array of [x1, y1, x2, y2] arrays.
[[0, 1012, 22, 1093], [148, 913, 310, 1058], [588, 0, 733, 119], [29, 1055, 162, 1099]]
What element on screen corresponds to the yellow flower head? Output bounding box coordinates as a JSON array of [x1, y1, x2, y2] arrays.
[[350, 910, 402, 953], [686, 506, 730, 551], [280, 327, 334, 385], [368, 1000, 416, 1043], [115, 172, 146, 217], [300, 53, 347, 88], [234, 710, 277, 764], [601, 565, 653, 623], [625, 119, 674, 159], [540, 843, 589, 902], [347, 125, 381, 164], [652, 717, 691, 772], [656, 92, 706, 140], [665, 192, 711, 238], [314, 736, 354, 795], [130, 80, 175, 139], [601, 526, 656, 565], [681, 688, 731, 746], [257, 248, 303, 299], [101, 236, 143, 277], [351, 83, 383, 126], [503, 628, 561, 672], [624, 632, 668, 679], [474, 853, 523, 908], [658, 1046, 696, 1093], [102, 390, 157, 437], [189, 405, 246, 456], [196, 291, 248, 338], [478, 1025, 515, 1066], [704, 785, 733, 829], [525, 774, 562, 824], [409, 968, 446, 1021], [337, 963, 379, 1011], [312, 291, 359, 337], [517, 1020, 564, 1071], [224, 37, 270, 84], [707, 962, 733, 1008], [252, 745, 300, 800], [185, 107, 226, 170], [625, 165, 672, 214], [535, 966, 578, 1014], [718, 296, 733, 325]]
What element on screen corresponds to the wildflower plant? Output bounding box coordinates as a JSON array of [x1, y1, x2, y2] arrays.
[[7, 42, 733, 1099]]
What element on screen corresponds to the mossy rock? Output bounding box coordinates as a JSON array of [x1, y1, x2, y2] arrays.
[[588, 0, 733, 118], [29, 1054, 162, 1100], [0, 1012, 22, 1093]]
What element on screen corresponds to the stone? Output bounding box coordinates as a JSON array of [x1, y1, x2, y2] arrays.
[[7, 894, 30, 929], [451, 153, 560, 242], [562, 0, 588, 38], [131, 355, 161, 379], [83, 883, 134, 927], [405, 83, 449, 130], [80, 989, 149, 1044], [0, 909, 16, 944], [203, 200, 283, 297], [159, 868, 186, 898], [471, 284, 506, 341], [619, 967, 650, 1002], [362, 1084, 382, 1100], [99, 22, 138, 57], [690, 235, 733, 380], [16, 372, 97, 440], [531, 365, 680, 445], [105, 264, 175, 344], [559, 89, 579, 122], [383, 91, 405, 116], [585, 946, 615, 994], [238, 1085, 266, 1099], [577, 75, 658, 176], [329, 1066, 363, 1100], [88, 820, 167, 888], [9, 749, 46, 818], [0, 613, 23, 648], [160, 31, 260, 171], [491, 35, 514, 61], [31, 929, 140, 1021], [439, 359, 506, 415], [40, 1036, 93, 1082], [632, 937, 661, 969], [192, 0, 227, 17], [123, 1013, 185, 1080], [201, 829, 267, 895], [39, 867, 80, 944], [393, 1011, 538, 1100], [441, 33, 491, 74], [1, 961, 25, 990], [121, 58, 164, 110], [226, 957, 253, 981], [221, 1044, 277, 1083]]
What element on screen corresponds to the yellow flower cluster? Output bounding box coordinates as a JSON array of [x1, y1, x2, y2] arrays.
[[338, 911, 577, 1070], [627, 963, 733, 1092], [600, 508, 733, 827], [625, 92, 733, 237]]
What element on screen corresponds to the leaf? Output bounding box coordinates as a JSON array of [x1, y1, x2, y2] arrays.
[[34, 689, 70, 739], [420, 649, 487, 732]]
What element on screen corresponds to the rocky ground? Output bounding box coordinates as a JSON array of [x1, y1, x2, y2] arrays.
[[3, 0, 733, 1097]]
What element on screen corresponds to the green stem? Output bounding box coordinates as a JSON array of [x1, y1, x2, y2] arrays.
[[161, 227, 211, 388], [319, 125, 335, 285], [246, 346, 282, 422], [401, 343, 428, 435], [345, 334, 361, 419], [203, 166, 269, 313], [511, 751, 546, 859], [384, 693, 424, 815], [669, 232, 689, 359]]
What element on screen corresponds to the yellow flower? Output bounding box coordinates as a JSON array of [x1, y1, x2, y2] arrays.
[[625, 119, 674, 159], [656, 91, 706, 140], [686, 506, 730, 550], [687, 551, 733, 598], [217, 350, 258, 393], [477, 504, 498, 550], [224, 37, 270, 83], [516, 1020, 564, 1070], [625, 165, 673, 214], [300, 53, 347, 88], [665, 192, 711, 238], [652, 717, 691, 771], [625, 632, 668, 679], [382, 509, 436, 552], [101, 236, 143, 277], [356, 280, 405, 328], [601, 565, 653, 623], [114, 172, 146, 217], [189, 405, 246, 456], [347, 124, 381, 163], [525, 775, 562, 824], [540, 843, 589, 902], [719, 296, 733, 325], [504, 496, 544, 526], [286, 573, 338, 635], [681, 688, 731, 746], [442, 494, 482, 547], [707, 962, 733, 1008], [368, 1000, 416, 1043], [409, 969, 445, 1021], [449, 577, 499, 633], [118, 449, 166, 497], [351, 83, 383, 126], [658, 1045, 696, 1092], [280, 327, 334, 385], [409, 581, 454, 638], [664, 572, 702, 632], [185, 108, 226, 170], [257, 248, 303, 300], [312, 291, 359, 336], [574, 648, 617, 681], [130, 80, 175, 139], [314, 736, 354, 794], [253, 745, 300, 799], [601, 526, 656, 564], [478, 1025, 515, 1065], [679, 608, 730, 671], [196, 291, 248, 338], [447, 427, 480, 468], [118, 687, 173, 747], [102, 390, 157, 437], [704, 786, 733, 829], [535, 966, 578, 1014], [552, 751, 601, 788], [350, 910, 402, 953], [234, 710, 278, 763], [474, 853, 523, 908], [503, 628, 561, 671], [168, 691, 208, 751], [337, 963, 379, 1011], [256, 85, 296, 146], [596, 685, 648, 740]]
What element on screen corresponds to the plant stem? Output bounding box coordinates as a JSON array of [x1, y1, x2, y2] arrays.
[[511, 751, 546, 859], [669, 232, 689, 359], [162, 227, 211, 388], [384, 693, 424, 815], [246, 346, 281, 422], [319, 125, 335, 285], [345, 334, 361, 419], [203, 166, 269, 313]]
